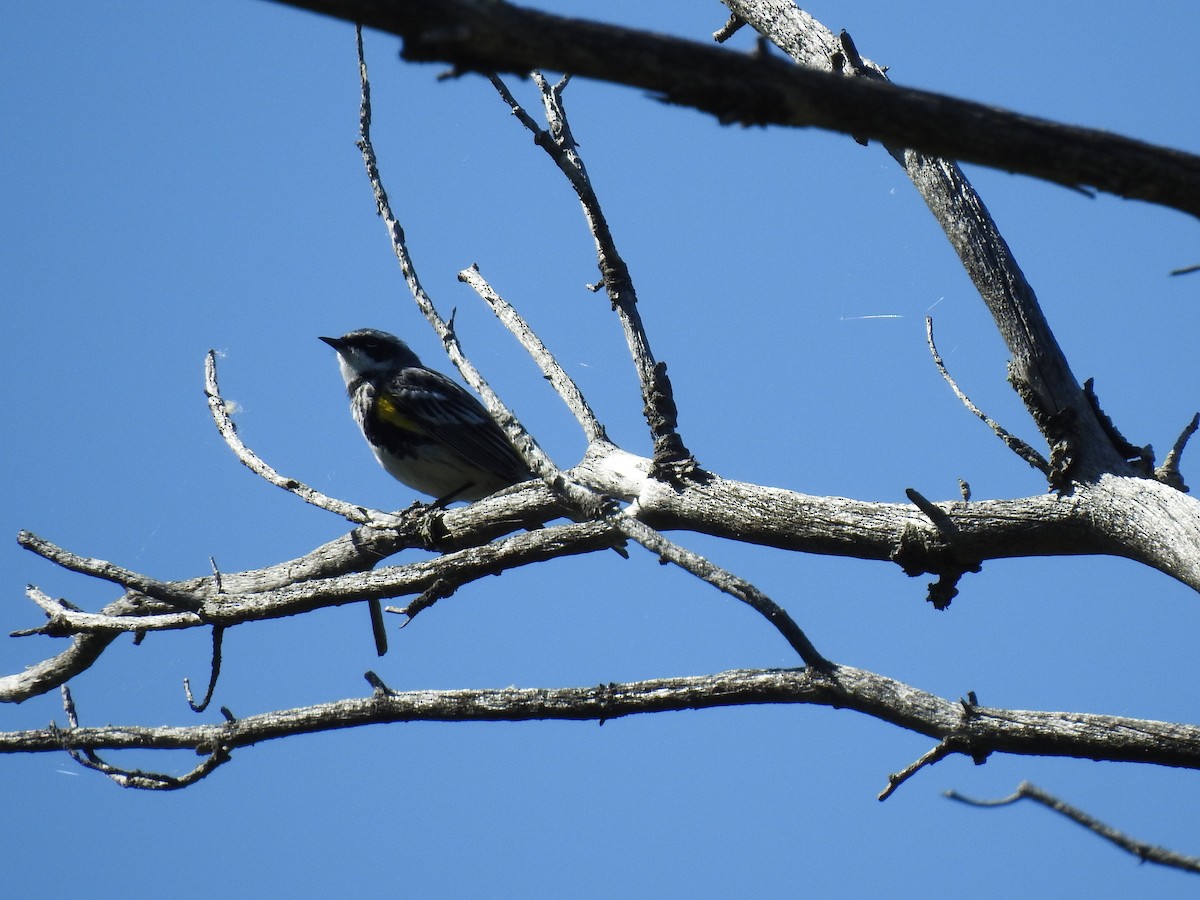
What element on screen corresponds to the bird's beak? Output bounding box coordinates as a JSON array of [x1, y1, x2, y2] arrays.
[[318, 335, 342, 351]]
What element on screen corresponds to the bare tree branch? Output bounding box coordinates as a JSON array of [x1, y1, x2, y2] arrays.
[[9, 667, 1200, 781], [13, 453, 1197, 706], [355, 28, 606, 518], [488, 71, 692, 471], [205, 351, 396, 526], [946, 781, 1200, 875], [720, 0, 1127, 482], [4, 481, 581, 703], [8, 6, 1200, 816], [458, 263, 605, 445], [614, 516, 828, 669], [271, 0, 1200, 220], [925, 316, 1050, 475], [20, 520, 618, 637]]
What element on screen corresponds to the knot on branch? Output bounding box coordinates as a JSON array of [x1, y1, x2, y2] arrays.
[[946, 695, 991, 765], [651, 450, 698, 486], [893, 492, 983, 610], [1046, 435, 1077, 492], [645, 361, 695, 475], [950, 734, 991, 767], [414, 503, 453, 551], [1007, 364, 1082, 491], [592, 681, 619, 726]]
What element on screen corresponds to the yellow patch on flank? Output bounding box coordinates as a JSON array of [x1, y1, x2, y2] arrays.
[[375, 394, 423, 433]]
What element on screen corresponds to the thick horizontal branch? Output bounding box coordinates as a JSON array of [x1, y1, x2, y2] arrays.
[[6, 666, 1200, 774], [633, 469, 1200, 594], [272, 0, 1200, 218], [11, 449, 1198, 703]]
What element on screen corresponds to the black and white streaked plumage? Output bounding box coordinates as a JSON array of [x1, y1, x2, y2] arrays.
[[320, 329, 533, 502]]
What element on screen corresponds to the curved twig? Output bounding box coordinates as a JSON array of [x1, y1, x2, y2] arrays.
[[205, 351, 397, 526], [184, 626, 225, 713], [1156, 412, 1199, 491], [925, 317, 1051, 475], [58, 686, 231, 790], [946, 781, 1200, 875]]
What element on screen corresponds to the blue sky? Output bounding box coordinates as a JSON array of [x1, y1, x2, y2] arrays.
[[5, 2, 1200, 896]]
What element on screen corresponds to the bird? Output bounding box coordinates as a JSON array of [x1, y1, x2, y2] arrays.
[[320, 328, 535, 504]]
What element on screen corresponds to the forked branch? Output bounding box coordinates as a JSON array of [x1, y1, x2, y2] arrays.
[[488, 71, 692, 472]]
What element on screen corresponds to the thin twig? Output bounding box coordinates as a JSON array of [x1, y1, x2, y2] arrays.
[[488, 71, 692, 471], [204, 351, 397, 526], [57, 685, 232, 789], [925, 317, 1051, 474], [20, 584, 198, 635], [356, 25, 440, 334], [713, 14, 745, 43], [184, 626, 225, 713], [18, 534, 204, 612], [616, 516, 828, 669], [946, 781, 1200, 875], [459, 264, 607, 444], [878, 739, 956, 801]]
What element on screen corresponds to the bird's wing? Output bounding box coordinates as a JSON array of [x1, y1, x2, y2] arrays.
[[376, 367, 532, 482]]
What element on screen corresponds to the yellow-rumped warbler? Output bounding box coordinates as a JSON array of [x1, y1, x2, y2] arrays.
[[321, 329, 534, 503]]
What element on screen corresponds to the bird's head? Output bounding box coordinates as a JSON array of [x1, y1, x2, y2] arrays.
[[319, 329, 422, 386]]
